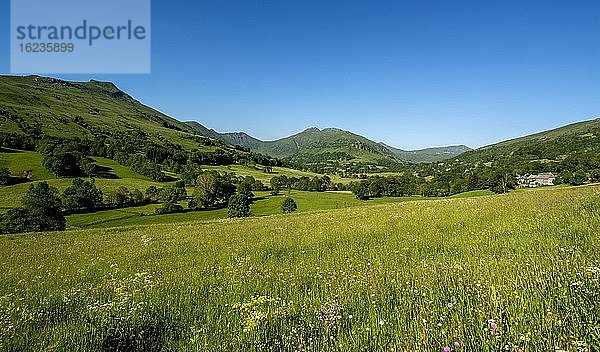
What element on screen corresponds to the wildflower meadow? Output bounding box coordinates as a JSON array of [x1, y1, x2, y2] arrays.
[[0, 185, 598, 351]]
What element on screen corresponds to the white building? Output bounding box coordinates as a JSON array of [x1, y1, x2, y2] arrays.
[[517, 173, 556, 188]]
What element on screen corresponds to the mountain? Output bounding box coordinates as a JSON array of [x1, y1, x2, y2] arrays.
[[3, 74, 596, 175], [0, 75, 204, 149], [380, 143, 472, 163], [186, 123, 405, 173], [457, 118, 600, 163], [185, 121, 263, 150], [186, 121, 470, 164]]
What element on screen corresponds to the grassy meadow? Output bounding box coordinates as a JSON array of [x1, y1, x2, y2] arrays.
[[65, 190, 427, 229], [0, 185, 598, 351]]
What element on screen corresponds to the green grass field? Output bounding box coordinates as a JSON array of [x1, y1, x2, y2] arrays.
[[66, 191, 426, 229], [0, 149, 54, 180], [0, 152, 162, 210], [0, 185, 598, 351]]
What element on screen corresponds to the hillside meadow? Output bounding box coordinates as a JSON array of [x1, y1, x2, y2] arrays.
[[0, 148, 491, 230], [0, 185, 598, 351]]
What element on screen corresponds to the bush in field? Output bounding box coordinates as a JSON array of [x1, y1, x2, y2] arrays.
[[1, 208, 32, 233], [281, 197, 297, 213], [227, 194, 251, 218], [0, 167, 10, 186], [155, 202, 184, 215], [105, 186, 131, 208], [1, 182, 65, 233], [62, 178, 103, 213], [351, 182, 370, 200], [105, 187, 146, 208], [144, 185, 160, 202], [159, 182, 187, 203]]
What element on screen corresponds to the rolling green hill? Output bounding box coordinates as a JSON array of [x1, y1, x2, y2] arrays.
[[185, 121, 264, 150], [185, 124, 399, 160], [186, 124, 407, 174], [380, 143, 472, 163], [458, 118, 600, 163], [258, 127, 395, 159], [186, 121, 473, 164], [0, 75, 201, 149], [0, 75, 287, 184]]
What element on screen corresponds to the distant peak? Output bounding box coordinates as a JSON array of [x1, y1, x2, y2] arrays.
[[303, 127, 321, 133], [321, 127, 343, 133], [88, 80, 120, 92]]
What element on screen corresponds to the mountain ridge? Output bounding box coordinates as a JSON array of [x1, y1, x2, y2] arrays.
[[1, 75, 597, 169], [185, 122, 471, 163]]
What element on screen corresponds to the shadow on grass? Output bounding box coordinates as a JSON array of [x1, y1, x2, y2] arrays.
[[0, 147, 24, 153], [92, 164, 120, 179]]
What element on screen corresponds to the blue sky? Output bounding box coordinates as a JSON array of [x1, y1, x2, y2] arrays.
[[0, 0, 599, 149]]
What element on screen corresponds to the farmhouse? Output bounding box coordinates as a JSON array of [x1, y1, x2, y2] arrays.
[[517, 172, 556, 188]]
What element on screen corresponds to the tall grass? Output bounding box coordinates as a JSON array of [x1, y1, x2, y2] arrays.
[[0, 185, 598, 351]]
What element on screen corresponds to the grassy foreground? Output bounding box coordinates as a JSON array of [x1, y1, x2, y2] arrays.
[[0, 186, 599, 351]]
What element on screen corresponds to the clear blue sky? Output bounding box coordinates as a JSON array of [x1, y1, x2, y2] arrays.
[[1, 0, 599, 149]]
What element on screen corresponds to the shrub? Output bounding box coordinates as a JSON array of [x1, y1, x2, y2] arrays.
[[145, 185, 160, 202], [0, 167, 10, 186], [228, 194, 251, 218], [160, 181, 186, 203], [155, 202, 184, 215], [281, 197, 298, 214], [1, 182, 65, 233], [105, 186, 131, 208], [1, 207, 32, 233], [62, 178, 103, 213]]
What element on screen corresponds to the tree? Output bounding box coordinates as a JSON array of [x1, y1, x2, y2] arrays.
[[489, 170, 516, 194], [281, 197, 297, 213], [144, 185, 160, 202], [22, 182, 65, 231], [570, 169, 588, 186], [38, 138, 91, 177], [1, 182, 66, 233], [237, 177, 255, 200], [193, 171, 235, 208], [368, 178, 385, 198], [182, 164, 202, 186], [270, 176, 282, 195], [105, 186, 131, 208], [61, 178, 103, 213], [228, 194, 251, 218], [0, 167, 10, 186], [129, 189, 145, 206], [351, 182, 370, 200], [160, 181, 187, 203]]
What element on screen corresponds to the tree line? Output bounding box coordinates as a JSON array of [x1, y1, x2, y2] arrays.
[[0, 172, 301, 234]]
